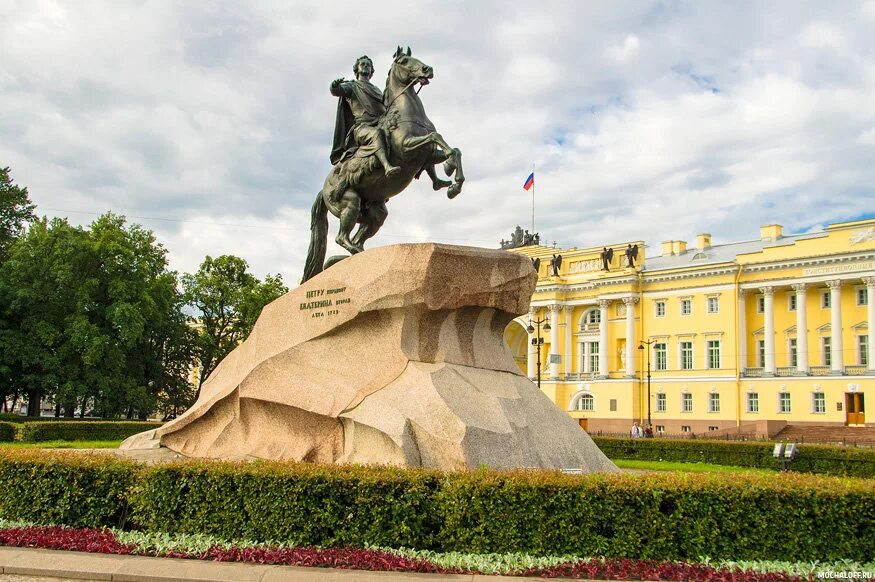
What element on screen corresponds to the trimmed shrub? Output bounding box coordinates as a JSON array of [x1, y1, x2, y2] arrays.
[[130, 459, 875, 562], [17, 421, 161, 442], [592, 437, 875, 478], [131, 461, 443, 550], [1, 450, 872, 562], [0, 450, 137, 528], [432, 470, 874, 561], [0, 422, 16, 442]]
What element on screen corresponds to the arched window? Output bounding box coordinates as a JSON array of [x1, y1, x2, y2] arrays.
[[577, 393, 595, 411], [580, 309, 600, 330], [568, 390, 595, 412]]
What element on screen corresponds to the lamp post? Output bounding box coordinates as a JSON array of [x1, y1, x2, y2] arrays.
[[527, 313, 551, 391], [638, 339, 655, 431]]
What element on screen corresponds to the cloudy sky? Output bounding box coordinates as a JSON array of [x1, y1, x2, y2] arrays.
[[2, 1, 874, 283]]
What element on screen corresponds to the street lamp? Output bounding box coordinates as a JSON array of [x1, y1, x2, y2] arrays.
[[527, 313, 551, 391], [638, 339, 655, 432]]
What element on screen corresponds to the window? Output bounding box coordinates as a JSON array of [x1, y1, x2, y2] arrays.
[[681, 425, 691, 433], [857, 288, 867, 306], [789, 338, 798, 368], [707, 296, 719, 313], [822, 336, 831, 367], [655, 301, 666, 318], [757, 296, 765, 313], [707, 340, 721, 369], [682, 393, 693, 413], [779, 392, 791, 413], [589, 342, 599, 373], [655, 425, 665, 434], [757, 340, 766, 368], [747, 392, 759, 413], [788, 294, 797, 311], [583, 310, 600, 327], [680, 298, 692, 315], [680, 341, 693, 370], [577, 393, 594, 411], [656, 393, 666, 412], [859, 335, 869, 367], [654, 342, 667, 370], [709, 392, 720, 413], [609, 399, 617, 412], [812, 392, 825, 414], [822, 291, 831, 309], [708, 426, 719, 431]]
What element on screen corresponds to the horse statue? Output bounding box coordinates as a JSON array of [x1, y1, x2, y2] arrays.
[[302, 47, 464, 282]]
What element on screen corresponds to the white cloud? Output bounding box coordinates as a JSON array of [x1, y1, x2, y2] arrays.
[[798, 22, 847, 51], [1, 1, 874, 284], [607, 35, 640, 64], [858, 126, 875, 144]]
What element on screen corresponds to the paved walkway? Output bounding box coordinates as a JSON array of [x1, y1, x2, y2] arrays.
[[0, 547, 597, 582]]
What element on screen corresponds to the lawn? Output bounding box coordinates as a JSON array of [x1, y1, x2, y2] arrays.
[[612, 458, 776, 474], [0, 440, 123, 449]]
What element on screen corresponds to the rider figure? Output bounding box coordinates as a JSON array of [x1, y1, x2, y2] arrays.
[[330, 56, 401, 184]]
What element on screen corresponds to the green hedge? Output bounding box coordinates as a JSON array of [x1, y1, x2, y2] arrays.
[[17, 421, 162, 442], [0, 423, 16, 442], [592, 437, 875, 478], [2, 451, 869, 562], [0, 450, 136, 528]]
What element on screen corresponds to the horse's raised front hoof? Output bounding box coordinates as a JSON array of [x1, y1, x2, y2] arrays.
[[447, 183, 462, 199], [433, 179, 452, 191]]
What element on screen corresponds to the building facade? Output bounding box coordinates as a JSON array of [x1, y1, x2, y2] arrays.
[[504, 219, 875, 435]]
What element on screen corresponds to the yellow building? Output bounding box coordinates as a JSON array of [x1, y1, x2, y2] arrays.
[[504, 218, 875, 435]]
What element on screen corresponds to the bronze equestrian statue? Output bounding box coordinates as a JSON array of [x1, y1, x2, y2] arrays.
[[303, 47, 464, 282]]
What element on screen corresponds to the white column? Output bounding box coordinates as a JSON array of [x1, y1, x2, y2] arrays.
[[738, 290, 747, 371], [865, 277, 875, 371], [527, 309, 536, 379], [564, 306, 573, 378], [624, 297, 637, 377], [793, 283, 809, 374], [598, 299, 609, 377], [828, 280, 843, 374], [761, 286, 776, 375], [583, 341, 591, 374], [549, 304, 560, 378]]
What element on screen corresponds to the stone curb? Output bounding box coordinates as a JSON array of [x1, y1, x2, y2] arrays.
[[0, 547, 608, 582]]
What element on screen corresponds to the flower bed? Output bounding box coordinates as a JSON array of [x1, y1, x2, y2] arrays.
[[0, 522, 811, 581]]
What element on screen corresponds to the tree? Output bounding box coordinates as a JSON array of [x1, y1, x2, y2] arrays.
[[0, 212, 196, 417], [183, 255, 287, 395], [0, 166, 35, 411], [0, 167, 36, 260]]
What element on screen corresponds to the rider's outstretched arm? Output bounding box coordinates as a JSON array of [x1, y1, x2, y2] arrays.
[[330, 78, 352, 97]]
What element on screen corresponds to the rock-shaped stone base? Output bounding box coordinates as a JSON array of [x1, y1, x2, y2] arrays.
[[122, 243, 616, 472]]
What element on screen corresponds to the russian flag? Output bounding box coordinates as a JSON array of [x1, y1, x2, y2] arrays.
[[523, 172, 535, 191]]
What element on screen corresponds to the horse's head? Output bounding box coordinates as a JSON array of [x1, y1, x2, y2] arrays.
[[389, 46, 434, 88]]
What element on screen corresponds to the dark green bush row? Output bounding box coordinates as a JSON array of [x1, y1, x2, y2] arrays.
[[0, 450, 135, 527], [0, 450, 872, 562], [0, 423, 15, 442], [17, 421, 162, 442], [592, 437, 875, 478]]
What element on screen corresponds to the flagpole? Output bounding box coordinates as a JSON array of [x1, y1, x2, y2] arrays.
[[531, 163, 535, 236]]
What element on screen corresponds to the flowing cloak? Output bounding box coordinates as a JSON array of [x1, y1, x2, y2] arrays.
[[330, 80, 387, 165]]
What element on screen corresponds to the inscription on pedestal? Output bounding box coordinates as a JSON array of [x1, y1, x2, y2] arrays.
[[300, 287, 349, 318]]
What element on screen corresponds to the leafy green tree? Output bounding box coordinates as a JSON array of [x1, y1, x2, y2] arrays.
[[0, 218, 91, 415], [183, 255, 287, 396], [0, 212, 196, 418], [0, 167, 35, 411], [0, 167, 35, 260]]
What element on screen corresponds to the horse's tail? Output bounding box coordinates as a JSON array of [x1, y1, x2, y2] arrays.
[[302, 190, 328, 283]]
